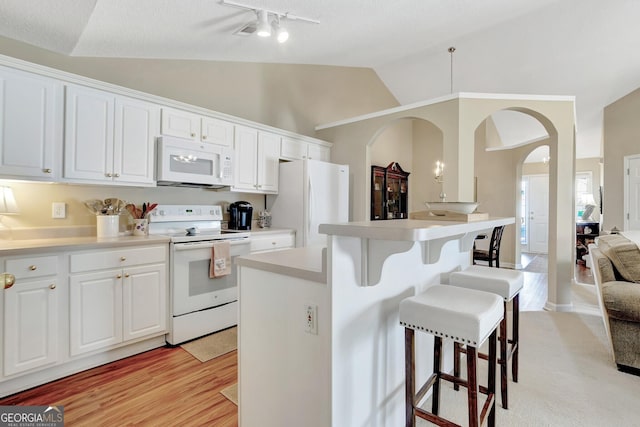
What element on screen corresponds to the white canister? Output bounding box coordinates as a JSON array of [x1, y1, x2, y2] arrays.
[[96, 215, 120, 238]]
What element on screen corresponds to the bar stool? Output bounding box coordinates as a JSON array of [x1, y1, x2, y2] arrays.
[[449, 265, 524, 409], [400, 285, 503, 427]]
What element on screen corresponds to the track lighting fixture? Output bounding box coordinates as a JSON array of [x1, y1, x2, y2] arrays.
[[256, 10, 271, 37], [222, 0, 319, 44]]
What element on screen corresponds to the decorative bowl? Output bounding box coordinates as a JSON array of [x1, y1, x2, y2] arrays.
[[424, 201, 479, 215]]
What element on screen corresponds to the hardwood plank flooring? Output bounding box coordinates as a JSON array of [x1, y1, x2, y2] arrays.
[[0, 346, 238, 426]]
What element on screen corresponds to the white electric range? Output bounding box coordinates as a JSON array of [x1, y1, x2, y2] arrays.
[[148, 205, 250, 344]]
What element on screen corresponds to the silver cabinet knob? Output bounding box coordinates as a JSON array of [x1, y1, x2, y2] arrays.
[[202, 135, 207, 140], [49, 284, 56, 290], [114, 173, 120, 178], [120, 256, 126, 261], [191, 132, 196, 138], [43, 168, 52, 173], [116, 274, 122, 279], [106, 173, 112, 177], [125, 273, 130, 278], [29, 265, 37, 271]]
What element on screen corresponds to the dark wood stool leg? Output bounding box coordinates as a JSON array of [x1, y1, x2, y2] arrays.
[[488, 329, 497, 427], [453, 342, 461, 391], [500, 302, 508, 409], [466, 345, 479, 427], [432, 336, 443, 416], [512, 294, 520, 382], [405, 328, 415, 427]]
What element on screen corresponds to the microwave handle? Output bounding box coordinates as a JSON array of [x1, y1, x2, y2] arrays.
[[216, 153, 223, 179]]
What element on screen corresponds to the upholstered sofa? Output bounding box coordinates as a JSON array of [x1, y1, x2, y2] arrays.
[[589, 233, 640, 373]]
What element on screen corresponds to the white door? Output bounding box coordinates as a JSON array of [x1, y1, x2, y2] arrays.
[[113, 96, 159, 185], [64, 85, 114, 182], [257, 131, 280, 193], [0, 67, 63, 180], [528, 175, 549, 253], [4, 278, 58, 376], [69, 269, 123, 356], [122, 264, 166, 341], [625, 155, 640, 230], [233, 125, 258, 191]]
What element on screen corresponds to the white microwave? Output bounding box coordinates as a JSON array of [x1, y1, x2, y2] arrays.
[[156, 136, 234, 188]]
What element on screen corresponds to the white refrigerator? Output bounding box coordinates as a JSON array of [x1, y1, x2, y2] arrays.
[[267, 159, 349, 247]]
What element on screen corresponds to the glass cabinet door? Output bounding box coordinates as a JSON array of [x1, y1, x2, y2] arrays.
[[371, 162, 410, 220]]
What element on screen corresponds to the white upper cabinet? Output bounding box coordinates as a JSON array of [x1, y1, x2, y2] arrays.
[[0, 66, 63, 180], [232, 126, 279, 194], [161, 107, 234, 147], [64, 84, 159, 186], [280, 136, 330, 162]]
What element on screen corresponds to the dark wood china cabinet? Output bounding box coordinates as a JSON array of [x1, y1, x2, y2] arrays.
[[371, 162, 410, 220]]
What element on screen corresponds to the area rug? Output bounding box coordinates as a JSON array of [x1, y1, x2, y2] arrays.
[[180, 327, 237, 362], [417, 311, 640, 426], [220, 383, 238, 406]]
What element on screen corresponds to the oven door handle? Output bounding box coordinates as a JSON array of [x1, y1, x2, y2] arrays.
[[173, 239, 250, 251]]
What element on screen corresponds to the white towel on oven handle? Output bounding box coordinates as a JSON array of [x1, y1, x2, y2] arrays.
[[210, 241, 231, 278]]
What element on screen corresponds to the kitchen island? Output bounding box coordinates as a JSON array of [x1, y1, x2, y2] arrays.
[[236, 217, 514, 427]]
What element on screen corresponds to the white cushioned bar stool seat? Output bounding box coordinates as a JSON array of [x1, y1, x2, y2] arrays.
[[399, 285, 503, 427], [449, 265, 524, 410]]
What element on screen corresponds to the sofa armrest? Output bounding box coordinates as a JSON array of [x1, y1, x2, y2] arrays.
[[601, 281, 640, 323]]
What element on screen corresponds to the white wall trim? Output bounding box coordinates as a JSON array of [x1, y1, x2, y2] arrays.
[[315, 92, 576, 131], [623, 153, 640, 230], [544, 301, 574, 312]]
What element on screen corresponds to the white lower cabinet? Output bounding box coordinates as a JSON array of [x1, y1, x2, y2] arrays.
[[2, 255, 60, 376], [250, 230, 295, 253], [69, 245, 167, 357]]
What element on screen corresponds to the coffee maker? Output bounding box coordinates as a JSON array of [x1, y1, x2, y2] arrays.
[[228, 201, 253, 230]]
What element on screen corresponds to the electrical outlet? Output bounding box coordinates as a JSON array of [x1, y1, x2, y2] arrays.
[[304, 304, 318, 335], [52, 202, 66, 219]]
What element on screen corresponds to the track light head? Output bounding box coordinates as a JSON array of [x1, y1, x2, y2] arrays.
[[274, 17, 289, 43], [256, 10, 271, 37]]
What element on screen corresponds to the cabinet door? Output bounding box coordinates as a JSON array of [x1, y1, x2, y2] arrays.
[[233, 125, 259, 191], [122, 264, 167, 341], [64, 85, 114, 182], [69, 269, 123, 356], [201, 117, 234, 147], [257, 131, 280, 193], [280, 137, 306, 160], [160, 107, 200, 140], [113, 96, 159, 185], [307, 143, 330, 162], [3, 278, 58, 376], [0, 67, 62, 180]]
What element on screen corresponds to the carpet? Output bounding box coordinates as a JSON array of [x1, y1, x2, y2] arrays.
[[180, 327, 237, 362], [221, 383, 238, 406], [417, 311, 640, 426]]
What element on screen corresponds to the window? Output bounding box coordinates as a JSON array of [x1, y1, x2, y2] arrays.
[[575, 172, 593, 220]]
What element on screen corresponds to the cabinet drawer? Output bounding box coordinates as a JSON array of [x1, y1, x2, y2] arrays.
[[250, 233, 295, 253], [70, 245, 166, 273], [6, 256, 58, 279]]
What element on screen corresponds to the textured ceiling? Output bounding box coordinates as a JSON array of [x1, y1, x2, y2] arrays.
[[0, 0, 637, 161]]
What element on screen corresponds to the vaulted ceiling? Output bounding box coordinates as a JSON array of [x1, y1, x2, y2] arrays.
[[1, 0, 637, 161]]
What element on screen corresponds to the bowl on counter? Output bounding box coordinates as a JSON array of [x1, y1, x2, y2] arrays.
[[424, 201, 479, 215]]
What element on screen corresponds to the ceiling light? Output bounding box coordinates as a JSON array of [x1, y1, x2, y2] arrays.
[[222, 0, 319, 43], [275, 17, 289, 43], [256, 10, 271, 37]]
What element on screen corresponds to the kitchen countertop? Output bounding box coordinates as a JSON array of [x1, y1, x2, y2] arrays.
[[0, 234, 171, 255], [236, 245, 326, 284], [245, 227, 295, 236]]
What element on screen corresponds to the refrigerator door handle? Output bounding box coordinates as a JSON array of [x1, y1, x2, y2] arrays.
[[308, 177, 313, 237]]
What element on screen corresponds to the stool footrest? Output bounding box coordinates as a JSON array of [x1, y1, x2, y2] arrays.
[[415, 373, 438, 405], [415, 407, 461, 427]]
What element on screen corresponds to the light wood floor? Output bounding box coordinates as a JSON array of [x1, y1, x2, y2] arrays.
[[0, 254, 595, 425]]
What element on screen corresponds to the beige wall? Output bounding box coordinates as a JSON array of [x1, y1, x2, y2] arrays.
[[411, 120, 443, 212], [0, 37, 399, 230], [603, 87, 640, 231]]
